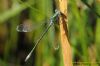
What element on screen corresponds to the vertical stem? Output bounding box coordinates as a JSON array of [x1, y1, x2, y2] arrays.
[[57, 0, 73, 66], [0, 0, 10, 60]]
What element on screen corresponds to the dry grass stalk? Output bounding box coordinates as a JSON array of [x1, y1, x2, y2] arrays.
[[57, 0, 73, 66]]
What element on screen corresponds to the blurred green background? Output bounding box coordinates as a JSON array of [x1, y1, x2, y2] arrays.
[[0, 0, 100, 66]]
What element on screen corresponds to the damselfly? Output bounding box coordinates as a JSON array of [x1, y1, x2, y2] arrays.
[[16, 10, 60, 62]]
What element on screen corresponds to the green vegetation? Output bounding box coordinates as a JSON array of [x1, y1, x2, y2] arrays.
[[0, 0, 100, 66]]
